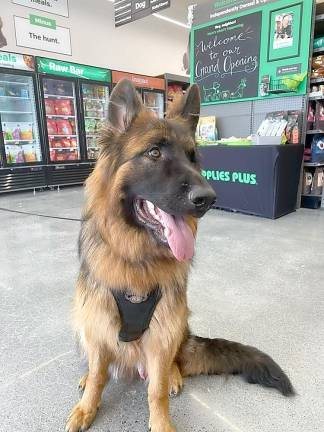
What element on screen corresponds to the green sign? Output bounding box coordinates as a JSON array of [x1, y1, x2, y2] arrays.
[[36, 57, 111, 82], [30, 14, 56, 29], [191, 0, 313, 105], [202, 169, 257, 185]]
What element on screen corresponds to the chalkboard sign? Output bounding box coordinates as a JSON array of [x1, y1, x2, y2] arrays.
[[193, 12, 262, 104]]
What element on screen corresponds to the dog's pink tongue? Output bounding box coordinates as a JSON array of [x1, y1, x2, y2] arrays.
[[155, 208, 194, 262]]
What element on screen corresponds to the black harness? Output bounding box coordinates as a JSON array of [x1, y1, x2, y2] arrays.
[[112, 288, 162, 342]]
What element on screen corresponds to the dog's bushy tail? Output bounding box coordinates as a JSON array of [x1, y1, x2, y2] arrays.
[[177, 335, 294, 396]]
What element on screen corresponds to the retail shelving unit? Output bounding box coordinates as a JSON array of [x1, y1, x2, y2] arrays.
[[303, 2, 324, 209]]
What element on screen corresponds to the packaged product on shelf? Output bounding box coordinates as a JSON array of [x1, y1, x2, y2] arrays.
[[307, 103, 316, 130], [310, 134, 324, 162], [60, 138, 71, 148], [54, 82, 67, 96], [83, 85, 94, 98], [97, 86, 106, 99], [45, 99, 55, 115], [70, 137, 77, 147], [286, 111, 301, 144], [316, 100, 324, 129], [15, 148, 25, 163], [55, 99, 73, 116], [47, 119, 57, 135], [6, 86, 20, 97], [2, 123, 13, 140], [314, 36, 324, 50], [311, 167, 324, 195], [50, 149, 57, 161], [56, 119, 73, 135], [85, 100, 103, 117], [12, 125, 21, 140], [303, 170, 313, 194], [24, 147, 37, 162], [196, 116, 218, 145], [20, 123, 33, 140], [85, 118, 97, 133]]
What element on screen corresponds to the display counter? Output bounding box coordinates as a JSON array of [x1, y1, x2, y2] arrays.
[[199, 144, 304, 219]]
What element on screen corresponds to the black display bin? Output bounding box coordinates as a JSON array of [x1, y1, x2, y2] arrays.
[[199, 144, 304, 219]]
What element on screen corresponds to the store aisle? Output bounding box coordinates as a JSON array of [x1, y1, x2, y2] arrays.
[[0, 187, 323, 432]]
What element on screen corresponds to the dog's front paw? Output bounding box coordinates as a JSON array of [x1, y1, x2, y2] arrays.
[[149, 419, 176, 432], [65, 403, 96, 432]]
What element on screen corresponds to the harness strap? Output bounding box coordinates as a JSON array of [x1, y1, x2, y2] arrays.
[[112, 288, 162, 342]]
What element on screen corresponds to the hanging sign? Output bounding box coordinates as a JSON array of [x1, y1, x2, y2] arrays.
[[0, 50, 35, 71], [115, 0, 170, 27], [14, 15, 71, 55], [37, 57, 111, 82], [12, 0, 69, 18]]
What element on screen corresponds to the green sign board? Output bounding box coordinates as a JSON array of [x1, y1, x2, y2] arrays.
[[30, 14, 56, 29], [191, 0, 314, 105], [36, 57, 111, 82]]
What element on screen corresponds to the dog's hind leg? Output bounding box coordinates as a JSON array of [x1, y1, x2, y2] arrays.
[[66, 348, 111, 432]]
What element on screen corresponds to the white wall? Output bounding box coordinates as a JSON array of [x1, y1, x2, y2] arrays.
[[0, 0, 189, 76]]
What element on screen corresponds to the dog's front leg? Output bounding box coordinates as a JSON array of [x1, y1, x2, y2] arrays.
[[146, 350, 176, 432], [65, 347, 111, 432]]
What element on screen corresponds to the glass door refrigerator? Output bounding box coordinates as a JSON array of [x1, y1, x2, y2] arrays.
[[0, 51, 46, 193], [111, 70, 165, 119], [36, 57, 111, 186], [80, 81, 109, 160]]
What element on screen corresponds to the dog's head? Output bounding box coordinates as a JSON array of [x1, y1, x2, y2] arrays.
[[86, 79, 216, 263]]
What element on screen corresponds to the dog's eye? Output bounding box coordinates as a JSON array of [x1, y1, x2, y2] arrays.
[[187, 150, 197, 163], [148, 147, 161, 159]]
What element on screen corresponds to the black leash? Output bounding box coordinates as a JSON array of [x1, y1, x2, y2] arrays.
[[0, 206, 81, 222]]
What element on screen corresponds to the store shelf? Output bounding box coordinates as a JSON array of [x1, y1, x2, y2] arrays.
[[48, 134, 77, 138], [46, 114, 75, 119], [302, 194, 323, 198], [83, 97, 106, 102], [50, 147, 78, 150], [306, 129, 324, 134], [304, 161, 324, 167], [44, 94, 74, 99], [5, 139, 35, 144], [84, 116, 104, 119], [0, 96, 30, 100], [310, 77, 324, 84], [0, 111, 33, 114], [309, 95, 324, 101], [0, 80, 29, 86], [313, 47, 324, 54]]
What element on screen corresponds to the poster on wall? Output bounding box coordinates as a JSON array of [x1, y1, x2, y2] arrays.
[[193, 12, 262, 104], [0, 17, 8, 48], [268, 3, 302, 61], [12, 0, 69, 18], [14, 15, 71, 55]]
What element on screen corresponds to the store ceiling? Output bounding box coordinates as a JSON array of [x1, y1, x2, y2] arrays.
[[159, 1, 207, 26]]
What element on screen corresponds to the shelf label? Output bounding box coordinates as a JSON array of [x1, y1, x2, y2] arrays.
[[0, 51, 35, 71], [37, 57, 111, 82], [12, 0, 69, 18], [14, 15, 72, 56]]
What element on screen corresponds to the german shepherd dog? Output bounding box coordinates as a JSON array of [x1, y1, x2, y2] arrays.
[[66, 80, 294, 432]]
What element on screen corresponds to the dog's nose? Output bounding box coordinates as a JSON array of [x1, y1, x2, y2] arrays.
[[189, 186, 216, 212]]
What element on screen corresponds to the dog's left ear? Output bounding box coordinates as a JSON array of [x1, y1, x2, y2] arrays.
[[108, 79, 143, 133], [167, 84, 200, 133]]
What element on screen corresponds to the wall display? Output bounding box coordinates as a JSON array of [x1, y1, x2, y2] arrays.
[[112, 70, 165, 90], [37, 57, 111, 81], [268, 3, 302, 62], [12, 0, 69, 18], [191, 0, 313, 105], [194, 12, 262, 103], [0, 17, 8, 48], [114, 0, 171, 27], [14, 15, 71, 55]]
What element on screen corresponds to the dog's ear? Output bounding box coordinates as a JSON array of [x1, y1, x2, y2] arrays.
[[108, 79, 143, 133], [167, 84, 200, 133]]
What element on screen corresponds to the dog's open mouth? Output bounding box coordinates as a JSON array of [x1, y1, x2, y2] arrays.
[[134, 199, 195, 262]]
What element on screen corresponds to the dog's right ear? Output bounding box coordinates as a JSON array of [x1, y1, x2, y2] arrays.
[[108, 79, 143, 133]]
